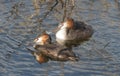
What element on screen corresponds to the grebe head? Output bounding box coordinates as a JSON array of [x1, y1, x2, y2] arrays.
[[58, 18, 74, 29], [55, 18, 74, 40], [34, 32, 51, 45]]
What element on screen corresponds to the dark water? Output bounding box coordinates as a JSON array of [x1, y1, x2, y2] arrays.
[[0, 0, 120, 76]]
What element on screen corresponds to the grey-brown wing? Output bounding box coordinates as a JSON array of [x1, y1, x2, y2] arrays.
[[34, 44, 66, 57]]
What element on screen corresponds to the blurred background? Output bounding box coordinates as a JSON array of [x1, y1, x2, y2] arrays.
[[0, 0, 120, 76]]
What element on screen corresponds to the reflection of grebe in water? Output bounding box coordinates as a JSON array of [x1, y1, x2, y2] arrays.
[[31, 32, 78, 63], [55, 18, 94, 47], [30, 50, 49, 64]]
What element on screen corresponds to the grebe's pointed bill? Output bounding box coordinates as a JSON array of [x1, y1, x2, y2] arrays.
[[53, 23, 64, 33], [34, 36, 44, 45]]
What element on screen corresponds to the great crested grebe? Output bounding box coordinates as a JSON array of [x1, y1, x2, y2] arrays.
[[55, 18, 94, 47], [33, 32, 78, 62]]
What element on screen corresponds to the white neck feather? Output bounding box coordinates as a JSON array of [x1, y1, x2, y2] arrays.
[[56, 27, 67, 40]]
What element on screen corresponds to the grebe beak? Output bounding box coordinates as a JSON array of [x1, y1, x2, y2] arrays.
[[53, 23, 63, 33], [33, 38, 38, 43]]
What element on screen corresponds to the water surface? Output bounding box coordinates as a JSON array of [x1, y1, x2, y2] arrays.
[[0, 0, 120, 76]]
